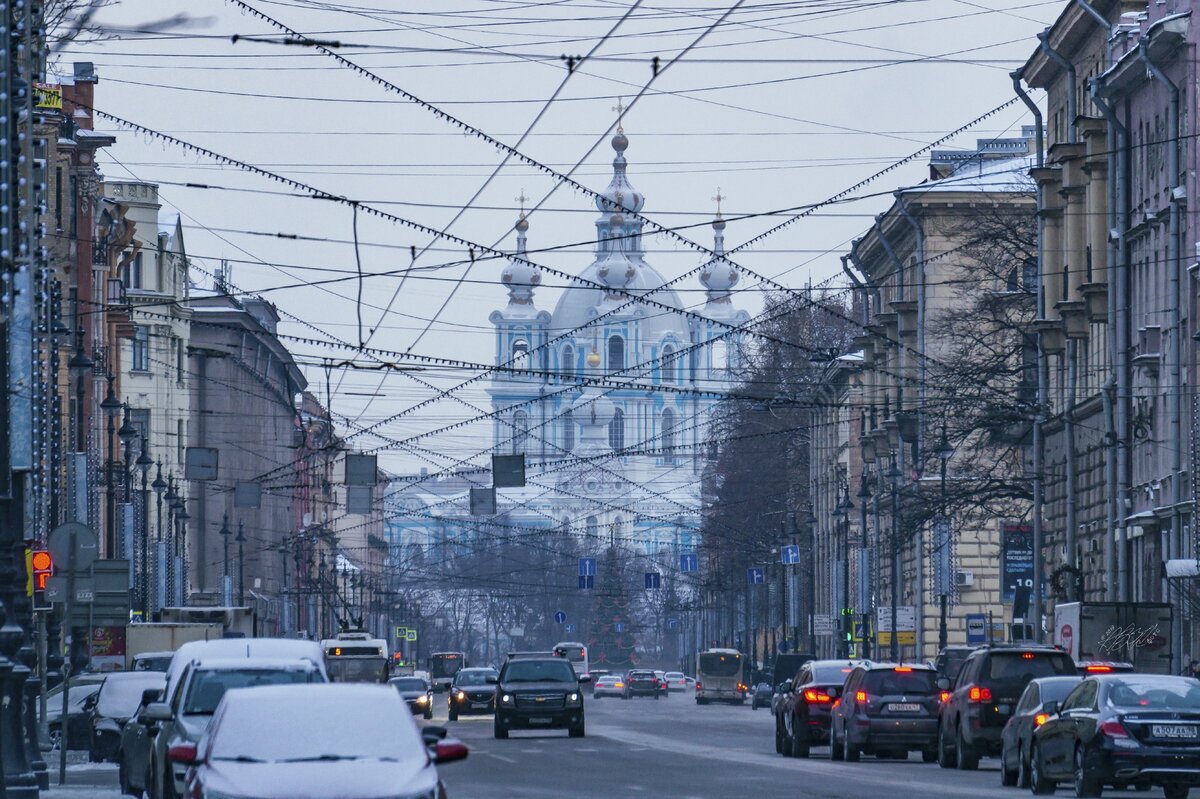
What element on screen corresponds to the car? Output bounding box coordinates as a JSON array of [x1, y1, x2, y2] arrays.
[[777, 660, 858, 758], [147, 656, 327, 799], [593, 676, 625, 699], [624, 670, 661, 699], [582, 669, 609, 693], [46, 675, 105, 750], [830, 662, 941, 763], [493, 656, 589, 739], [770, 653, 818, 688], [664, 672, 688, 692], [934, 645, 975, 686], [998, 675, 1081, 788], [131, 651, 174, 673], [175, 684, 468, 799], [88, 671, 166, 763], [770, 680, 791, 717], [389, 676, 434, 720], [1076, 660, 1136, 675], [654, 670, 669, 697], [751, 682, 773, 710], [448, 667, 499, 720], [118, 684, 165, 798], [936, 643, 1075, 770], [1030, 674, 1200, 798]]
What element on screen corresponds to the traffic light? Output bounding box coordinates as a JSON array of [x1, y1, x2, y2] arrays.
[[26, 549, 52, 600]]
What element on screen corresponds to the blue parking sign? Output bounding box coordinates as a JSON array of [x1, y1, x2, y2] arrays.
[[644, 572, 661, 590]]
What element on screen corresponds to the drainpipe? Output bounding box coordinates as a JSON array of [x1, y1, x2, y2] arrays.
[[1091, 82, 1130, 602], [1141, 42, 1182, 666], [1073, 0, 1109, 29], [897, 194, 927, 656], [841, 254, 868, 326], [1013, 71, 1047, 638], [877, 222, 907, 413], [1038, 30, 1077, 144]]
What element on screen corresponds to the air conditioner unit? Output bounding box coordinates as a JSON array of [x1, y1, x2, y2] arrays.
[[954, 570, 974, 588]]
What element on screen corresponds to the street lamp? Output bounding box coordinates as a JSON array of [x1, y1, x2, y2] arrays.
[[176, 500, 190, 606], [67, 331, 93, 453], [832, 490, 853, 658], [856, 470, 872, 660], [165, 478, 179, 605], [235, 521, 246, 607], [118, 405, 138, 561], [151, 464, 166, 614], [887, 454, 902, 663], [220, 514, 232, 607], [801, 506, 817, 655], [135, 439, 153, 616], [936, 424, 953, 651], [100, 378, 123, 557]]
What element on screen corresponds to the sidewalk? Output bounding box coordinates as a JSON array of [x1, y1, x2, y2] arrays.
[[39, 758, 121, 798]]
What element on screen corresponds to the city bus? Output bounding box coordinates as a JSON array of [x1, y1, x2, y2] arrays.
[[321, 631, 389, 683], [428, 651, 466, 692], [695, 648, 747, 705], [552, 641, 589, 677]]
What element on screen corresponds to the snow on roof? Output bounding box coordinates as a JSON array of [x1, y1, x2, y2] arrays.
[[900, 155, 1034, 196]]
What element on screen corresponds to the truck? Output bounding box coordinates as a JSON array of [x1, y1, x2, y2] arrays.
[[124, 622, 224, 670], [158, 606, 256, 638], [1053, 601, 1173, 674]]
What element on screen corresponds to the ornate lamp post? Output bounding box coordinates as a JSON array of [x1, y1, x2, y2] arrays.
[[164, 478, 178, 606], [100, 378, 122, 557], [66, 332, 92, 454], [936, 426, 954, 652], [887, 454, 903, 663], [219, 514, 232, 606], [832, 489, 853, 659], [135, 441, 153, 616], [856, 468, 872, 660], [176, 501, 190, 606], [235, 522, 246, 607], [151, 464, 167, 614], [317, 552, 328, 637], [117, 405, 138, 563]]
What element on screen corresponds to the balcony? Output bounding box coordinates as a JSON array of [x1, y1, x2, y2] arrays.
[[1032, 318, 1065, 355], [1056, 299, 1089, 340], [1133, 326, 1162, 378], [1079, 282, 1108, 323]]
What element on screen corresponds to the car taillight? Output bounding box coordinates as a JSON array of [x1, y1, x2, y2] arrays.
[[894, 667, 912, 673], [939, 691, 951, 704], [695, 682, 701, 691], [1022, 653, 1035, 660], [855, 691, 867, 703], [1085, 665, 1113, 673], [1099, 720, 1130, 739], [1034, 713, 1050, 727], [968, 686, 993, 703], [803, 689, 832, 703]]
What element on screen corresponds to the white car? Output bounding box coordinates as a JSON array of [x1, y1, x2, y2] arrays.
[[593, 676, 626, 699], [174, 684, 468, 799], [664, 672, 688, 692]]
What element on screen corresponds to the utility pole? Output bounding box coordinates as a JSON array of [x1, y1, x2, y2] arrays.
[[236, 521, 245, 606]]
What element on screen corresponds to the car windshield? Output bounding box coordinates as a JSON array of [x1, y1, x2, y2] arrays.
[[96, 675, 165, 719], [810, 664, 856, 684], [184, 669, 319, 715], [665, 672, 684, 679], [862, 669, 937, 695], [455, 671, 496, 686], [502, 660, 577, 683], [1108, 679, 1200, 710], [390, 678, 427, 692], [698, 653, 741, 677], [327, 658, 388, 684], [986, 652, 1074, 690], [134, 656, 173, 672], [938, 650, 972, 682]]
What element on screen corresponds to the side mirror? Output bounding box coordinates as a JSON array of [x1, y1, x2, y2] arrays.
[[166, 743, 198, 765], [422, 726, 449, 746], [485, 675, 498, 684], [433, 738, 469, 765], [141, 688, 163, 707], [936, 678, 950, 691], [781, 680, 793, 693], [1041, 700, 1059, 715], [145, 703, 172, 722], [578, 674, 592, 684]]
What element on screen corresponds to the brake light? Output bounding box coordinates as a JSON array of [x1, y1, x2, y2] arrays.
[[1022, 653, 1035, 660], [939, 691, 951, 704], [1085, 665, 1113, 673], [695, 682, 701, 691], [968, 686, 993, 703], [1034, 713, 1050, 727], [894, 667, 912, 673], [1099, 720, 1130, 739], [803, 689, 832, 703], [855, 691, 867, 702]]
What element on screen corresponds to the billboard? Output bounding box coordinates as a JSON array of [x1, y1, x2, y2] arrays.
[[1001, 523, 1034, 602]]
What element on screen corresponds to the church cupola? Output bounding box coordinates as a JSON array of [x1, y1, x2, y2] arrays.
[[595, 104, 645, 257], [500, 197, 541, 310], [596, 207, 637, 299], [699, 188, 738, 307]]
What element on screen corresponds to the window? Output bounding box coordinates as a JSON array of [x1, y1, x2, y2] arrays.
[[586, 516, 598, 541], [711, 340, 728, 371], [177, 418, 185, 462], [176, 337, 185, 382], [511, 410, 529, 454], [562, 345, 575, 381], [661, 344, 676, 384], [607, 335, 625, 372], [562, 409, 574, 451], [129, 408, 151, 447], [511, 338, 529, 368], [662, 408, 676, 455], [131, 326, 150, 372], [122, 251, 143, 290], [608, 407, 624, 451]]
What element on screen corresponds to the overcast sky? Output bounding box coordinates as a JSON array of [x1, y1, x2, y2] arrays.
[[61, 0, 1058, 475]]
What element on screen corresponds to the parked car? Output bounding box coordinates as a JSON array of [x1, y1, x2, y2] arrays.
[[593, 676, 625, 699], [624, 670, 661, 699], [448, 667, 499, 720], [777, 660, 858, 758], [770, 680, 792, 716], [493, 657, 589, 739], [937, 643, 1075, 770], [751, 682, 773, 710], [1076, 660, 1135, 675], [664, 672, 688, 692], [389, 676, 434, 720], [175, 685, 468, 799], [46, 675, 105, 750], [1030, 674, 1200, 798], [118, 684, 164, 797], [829, 662, 941, 763], [88, 671, 166, 763], [998, 675, 1081, 788], [131, 651, 174, 673]]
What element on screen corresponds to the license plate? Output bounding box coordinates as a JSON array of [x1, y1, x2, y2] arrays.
[[1152, 725, 1198, 739], [997, 704, 1011, 714], [472, 702, 490, 708], [888, 703, 920, 713], [528, 717, 552, 725]]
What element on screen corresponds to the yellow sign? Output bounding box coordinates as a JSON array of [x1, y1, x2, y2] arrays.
[[876, 631, 917, 646], [23, 549, 31, 597], [34, 83, 62, 110]]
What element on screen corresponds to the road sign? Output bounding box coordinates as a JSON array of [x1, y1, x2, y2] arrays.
[[811, 614, 833, 636], [747, 567, 764, 585], [47, 522, 98, 572], [852, 621, 870, 642], [613, 622, 625, 633], [966, 613, 987, 644], [578, 558, 596, 577], [578, 575, 594, 590], [406, 629, 417, 642], [45, 576, 94, 604], [666, 618, 678, 631], [554, 611, 567, 624], [781, 544, 800, 565], [565, 623, 575, 634], [644, 572, 661, 590], [679, 553, 698, 573], [492, 454, 526, 488], [876, 606, 917, 646]]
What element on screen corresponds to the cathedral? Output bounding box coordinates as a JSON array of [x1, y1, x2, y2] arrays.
[[386, 127, 748, 565]]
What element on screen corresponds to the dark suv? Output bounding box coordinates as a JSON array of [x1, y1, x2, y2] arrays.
[[493, 657, 588, 739], [776, 660, 858, 758], [624, 670, 661, 699], [830, 663, 940, 762], [937, 644, 1074, 770]]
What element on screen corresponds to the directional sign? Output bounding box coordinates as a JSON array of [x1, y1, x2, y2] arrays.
[[578, 558, 597, 577], [781, 545, 800, 565], [666, 618, 679, 631], [811, 614, 833, 636], [644, 572, 661, 590], [564, 623, 575, 634], [578, 575, 594, 590], [613, 622, 625, 633], [679, 553, 698, 573], [747, 567, 765, 585], [553, 610, 567, 624], [44, 576, 94, 604]]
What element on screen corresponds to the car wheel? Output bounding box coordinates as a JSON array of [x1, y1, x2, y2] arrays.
[[1017, 744, 1032, 789], [955, 727, 979, 771], [830, 725, 844, 762], [775, 723, 785, 755], [791, 725, 810, 759], [493, 716, 509, 739], [1163, 786, 1190, 799], [1073, 746, 1102, 798], [118, 760, 127, 794], [844, 733, 860, 763], [1000, 743, 1018, 786], [936, 725, 955, 769], [922, 749, 937, 763], [1030, 744, 1056, 795]]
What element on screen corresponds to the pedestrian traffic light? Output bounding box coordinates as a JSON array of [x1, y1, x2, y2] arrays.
[[841, 614, 854, 643], [26, 549, 52, 598]]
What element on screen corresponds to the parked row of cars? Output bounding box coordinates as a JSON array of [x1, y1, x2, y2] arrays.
[[768, 643, 1200, 798]]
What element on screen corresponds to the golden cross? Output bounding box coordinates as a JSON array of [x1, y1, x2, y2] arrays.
[[712, 187, 726, 217], [612, 97, 625, 132], [515, 190, 529, 215]]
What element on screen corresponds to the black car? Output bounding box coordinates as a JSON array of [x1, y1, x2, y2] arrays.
[[624, 670, 661, 699], [389, 676, 434, 720], [777, 660, 858, 758], [88, 671, 166, 763], [493, 657, 589, 739], [751, 682, 773, 710], [1031, 674, 1200, 798], [830, 663, 940, 763], [448, 668, 499, 720], [934, 645, 975, 686], [937, 643, 1075, 770], [998, 675, 1081, 788]]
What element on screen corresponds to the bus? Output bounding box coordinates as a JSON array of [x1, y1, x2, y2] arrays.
[[695, 648, 747, 705], [552, 641, 589, 677], [322, 631, 389, 683], [428, 651, 466, 691]]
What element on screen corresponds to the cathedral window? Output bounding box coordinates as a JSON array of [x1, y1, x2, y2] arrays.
[[662, 408, 676, 459], [562, 345, 575, 381], [562, 409, 575, 451], [661, 344, 677, 384], [607, 335, 625, 372], [511, 410, 529, 454], [711, 340, 728, 371], [609, 407, 625, 451], [511, 338, 529, 369]]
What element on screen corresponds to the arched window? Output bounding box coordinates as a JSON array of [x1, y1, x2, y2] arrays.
[[662, 408, 676, 456], [562, 409, 575, 451], [511, 338, 529, 369], [661, 344, 676, 384], [511, 410, 529, 454], [561, 345, 575, 381], [607, 335, 625, 372], [608, 407, 625, 451], [586, 515, 598, 542]]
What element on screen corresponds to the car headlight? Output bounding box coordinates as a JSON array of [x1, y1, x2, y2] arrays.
[[415, 695, 429, 704], [455, 691, 466, 701], [500, 694, 512, 704], [568, 693, 580, 703]]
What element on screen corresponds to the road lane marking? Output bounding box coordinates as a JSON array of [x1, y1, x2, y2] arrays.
[[484, 752, 517, 764]]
